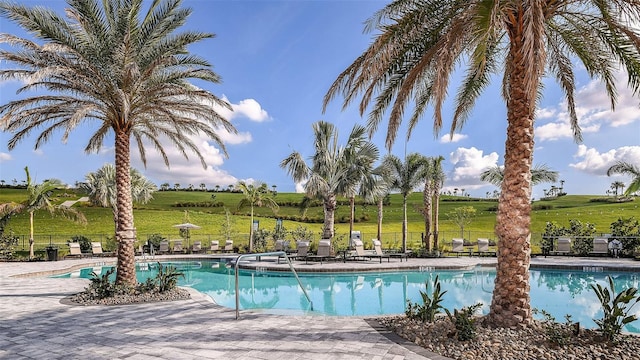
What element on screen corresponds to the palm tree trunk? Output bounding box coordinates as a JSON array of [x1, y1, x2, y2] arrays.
[[349, 196, 355, 237], [376, 197, 383, 242], [432, 192, 440, 250], [402, 196, 407, 253], [249, 205, 254, 252], [114, 130, 137, 286], [323, 193, 337, 240], [488, 35, 535, 327], [423, 183, 432, 251], [29, 210, 34, 259]]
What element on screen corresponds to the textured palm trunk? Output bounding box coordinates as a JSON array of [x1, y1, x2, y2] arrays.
[[423, 183, 433, 251], [377, 197, 383, 242], [402, 196, 407, 253], [349, 196, 355, 238], [114, 130, 137, 286], [29, 210, 34, 259], [432, 192, 441, 250], [323, 193, 336, 240], [249, 206, 254, 252], [488, 34, 536, 327]]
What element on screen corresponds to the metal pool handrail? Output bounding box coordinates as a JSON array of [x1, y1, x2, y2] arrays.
[[234, 251, 313, 319]]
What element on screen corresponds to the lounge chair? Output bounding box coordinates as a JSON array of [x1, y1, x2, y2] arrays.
[[191, 241, 202, 254], [347, 239, 371, 261], [555, 237, 572, 254], [476, 238, 495, 256], [274, 239, 292, 253], [289, 240, 310, 261], [373, 239, 407, 262], [222, 240, 234, 253], [590, 237, 609, 256], [157, 240, 170, 254], [172, 240, 184, 254], [209, 240, 220, 253], [91, 242, 114, 257], [305, 239, 334, 264], [451, 238, 464, 256], [66, 242, 86, 259]]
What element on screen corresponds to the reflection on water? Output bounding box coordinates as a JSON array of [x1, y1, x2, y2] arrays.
[[56, 261, 640, 333]]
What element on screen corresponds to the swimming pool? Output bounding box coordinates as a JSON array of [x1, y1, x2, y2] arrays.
[[59, 261, 640, 333]]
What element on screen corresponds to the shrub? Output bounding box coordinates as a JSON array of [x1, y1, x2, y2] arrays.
[[533, 308, 576, 346], [591, 275, 640, 342], [405, 275, 447, 322], [155, 262, 184, 293], [445, 303, 483, 341], [87, 267, 117, 299], [68, 235, 92, 253], [0, 231, 19, 259]]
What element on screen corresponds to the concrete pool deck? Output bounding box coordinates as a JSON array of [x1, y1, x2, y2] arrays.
[[1, 255, 639, 359]]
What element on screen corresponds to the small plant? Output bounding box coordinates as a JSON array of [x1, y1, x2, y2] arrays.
[[533, 308, 577, 346], [155, 262, 184, 293], [87, 267, 116, 299], [445, 303, 483, 341], [405, 275, 447, 322], [591, 275, 640, 341]]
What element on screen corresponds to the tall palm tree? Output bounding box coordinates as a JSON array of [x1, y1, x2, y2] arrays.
[[429, 156, 446, 251], [419, 155, 445, 252], [382, 153, 426, 253], [0, 167, 87, 259], [323, 0, 640, 327], [608, 161, 640, 196], [80, 164, 157, 234], [0, 0, 235, 286], [281, 121, 376, 240], [610, 181, 625, 196], [481, 164, 559, 187], [359, 163, 391, 243], [236, 181, 279, 252]]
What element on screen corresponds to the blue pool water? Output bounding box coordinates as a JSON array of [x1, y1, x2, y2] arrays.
[[58, 261, 640, 333]]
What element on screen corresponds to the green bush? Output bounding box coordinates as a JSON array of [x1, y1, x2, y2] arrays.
[[445, 303, 483, 341], [405, 275, 447, 323], [591, 275, 640, 342], [0, 231, 19, 259], [69, 235, 92, 253], [155, 262, 184, 293], [533, 308, 576, 346]]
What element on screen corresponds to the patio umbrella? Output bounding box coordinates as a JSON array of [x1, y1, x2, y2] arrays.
[[172, 223, 201, 249]]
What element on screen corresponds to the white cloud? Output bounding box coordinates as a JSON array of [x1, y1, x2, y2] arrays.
[[221, 95, 271, 122], [0, 152, 11, 162], [536, 71, 640, 142], [445, 147, 500, 192], [439, 133, 467, 143], [569, 145, 640, 175]]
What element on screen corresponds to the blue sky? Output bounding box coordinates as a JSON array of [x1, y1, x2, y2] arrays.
[[1, 0, 639, 199]]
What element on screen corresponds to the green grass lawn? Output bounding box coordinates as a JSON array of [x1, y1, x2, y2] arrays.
[[1, 188, 637, 253]]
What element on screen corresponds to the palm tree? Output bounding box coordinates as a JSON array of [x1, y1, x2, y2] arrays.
[[80, 164, 157, 233], [481, 164, 559, 187], [0, 0, 236, 286], [610, 181, 625, 197], [0, 167, 86, 259], [382, 153, 426, 253], [281, 121, 375, 240], [359, 163, 391, 243], [323, 0, 640, 327], [607, 161, 640, 196], [430, 156, 446, 251], [236, 181, 278, 252], [419, 155, 445, 252]]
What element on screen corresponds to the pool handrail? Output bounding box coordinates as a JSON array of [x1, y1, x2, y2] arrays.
[[234, 251, 313, 319]]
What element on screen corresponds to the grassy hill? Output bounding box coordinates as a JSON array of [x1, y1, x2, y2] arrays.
[[1, 188, 637, 253]]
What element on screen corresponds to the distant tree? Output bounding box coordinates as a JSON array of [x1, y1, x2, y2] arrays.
[[174, 183, 181, 191], [80, 164, 157, 233], [610, 181, 625, 197], [236, 181, 278, 252], [447, 206, 477, 239], [215, 185, 221, 192], [281, 121, 376, 240], [160, 183, 170, 191], [481, 164, 558, 187], [0, 167, 86, 258], [200, 183, 206, 191], [607, 161, 640, 196], [382, 153, 426, 252]]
